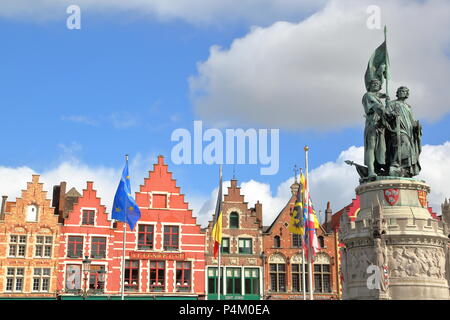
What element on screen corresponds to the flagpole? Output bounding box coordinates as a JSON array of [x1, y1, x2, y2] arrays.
[[304, 146, 314, 300], [300, 168, 306, 301], [217, 165, 222, 300], [120, 154, 129, 301], [384, 25, 389, 98], [302, 249, 306, 300]]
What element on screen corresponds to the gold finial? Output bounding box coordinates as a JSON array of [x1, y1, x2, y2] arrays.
[[304, 145, 309, 152]]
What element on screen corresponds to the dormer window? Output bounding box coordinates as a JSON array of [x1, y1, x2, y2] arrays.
[[229, 212, 239, 229], [26, 205, 38, 222]]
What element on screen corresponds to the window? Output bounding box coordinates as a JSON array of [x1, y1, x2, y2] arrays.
[[35, 236, 52, 258], [89, 265, 105, 292], [238, 238, 252, 254], [226, 268, 242, 295], [314, 264, 332, 293], [91, 237, 107, 258], [82, 210, 95, 225], [138, 225, 154, 250], [152, 194, 167, 208], [207, 267, 223, 295], [244, 268, 259, 295], [163, 226, 179, 251], [9, 235, 27, 257], [229, 212, 239, 229], [26, 204, 38, 222], [176, 262, 191, 292], [292, 234, 302, 248], [67, 236, 83, 258], [32, 268, 51, 292], [124, 260, 139, 291], [274, 236, 281, 248], [221, 238, 230, 254], [149, 261, 165, 292], [269, 263, 286, 292], [6, 268, 24, 292], [292, 264, 309, 292], [318, 236, 325, 248]]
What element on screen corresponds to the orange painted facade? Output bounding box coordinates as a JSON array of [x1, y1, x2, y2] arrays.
[[0, 175, 60, 298]]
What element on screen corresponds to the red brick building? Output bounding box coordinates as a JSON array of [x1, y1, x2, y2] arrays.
[[107, 155, 206, 299], [56, 181, 115, 298], [204, 179, 264, 300], [262, 181, 340, 300], [0, 175, 61, 299]]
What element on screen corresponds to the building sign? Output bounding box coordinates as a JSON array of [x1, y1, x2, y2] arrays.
[[130, 251, 186, 260]]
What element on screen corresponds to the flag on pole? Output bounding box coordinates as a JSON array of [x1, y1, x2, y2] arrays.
[[211, 166, 223, 258], [302, 182, 321, 261], [289, 175, 305, 235], [112, 159, 141, 231], [364, 32, 390, 91]]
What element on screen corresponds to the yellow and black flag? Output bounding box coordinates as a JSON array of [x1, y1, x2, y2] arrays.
[[211, 165, 223, 258], [289, 173, 305, 235]]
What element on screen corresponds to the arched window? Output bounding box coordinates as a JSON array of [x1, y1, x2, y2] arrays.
[[229, 212, 239, 229], [26, 204, 38, 222], [274, 236, 281, 248], [318, 236, 325, 248]]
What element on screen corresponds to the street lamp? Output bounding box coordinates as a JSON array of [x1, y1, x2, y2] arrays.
[[82, 256, 92, 300]]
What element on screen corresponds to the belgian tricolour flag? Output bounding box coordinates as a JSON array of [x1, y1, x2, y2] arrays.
[[211, 166, 223, 258]]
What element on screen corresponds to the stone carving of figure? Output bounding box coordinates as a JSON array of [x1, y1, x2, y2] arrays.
[[362, 79, 389, 177], [349, 251, 359, 280], [386, 86, 422, 177], [373, 239, 388, 292], [403, 247, 420, 277], [434, 250, 446, 278], [392, 247, 408, 277], [425, 249, 440, 278], [415, 248, 429, 276], [358, 250, 372, 279]]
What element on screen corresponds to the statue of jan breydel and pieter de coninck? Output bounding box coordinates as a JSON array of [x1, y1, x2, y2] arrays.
[[346, 27, 422, 181]]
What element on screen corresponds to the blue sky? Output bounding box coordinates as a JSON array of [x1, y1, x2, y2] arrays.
[[0, 0, 449, 226]]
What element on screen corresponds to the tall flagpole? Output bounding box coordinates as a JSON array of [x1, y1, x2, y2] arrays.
[[120, 154, 128, 301], [305, 146, 314, 300], [217, 165, 222, 300], [302, 249, 306, 300], [384, 25, 389, 98], [300, 168, 306, 301]]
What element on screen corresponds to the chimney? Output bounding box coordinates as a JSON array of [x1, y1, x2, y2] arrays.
[[255, 201, 263, 227], [0, 196, 7, 220], [52, 182, 67, 222], [325, 201, 332, 233]]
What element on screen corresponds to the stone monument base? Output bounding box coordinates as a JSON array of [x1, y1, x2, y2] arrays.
[[340, 179, 450, 300]]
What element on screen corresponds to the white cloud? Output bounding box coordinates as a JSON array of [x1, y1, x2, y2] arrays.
[[61, 115, 97, 126], [190, 0, 450, 130], [0, 0, 325, 25]]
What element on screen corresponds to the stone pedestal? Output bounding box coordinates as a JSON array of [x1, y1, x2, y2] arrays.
[[339, 178, 450, 300]]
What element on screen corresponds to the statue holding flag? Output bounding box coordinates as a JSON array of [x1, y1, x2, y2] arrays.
[[349, 27, 422, 180], [362, 27, 390, 178]]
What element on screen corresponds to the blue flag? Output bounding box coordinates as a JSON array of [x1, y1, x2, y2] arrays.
[[112, 161, 141, 230]]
